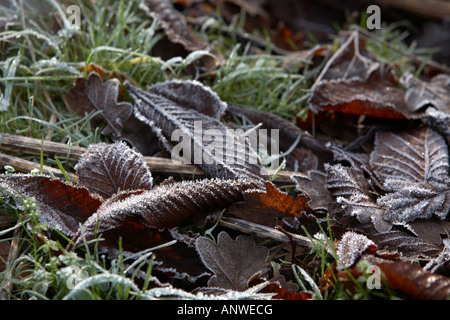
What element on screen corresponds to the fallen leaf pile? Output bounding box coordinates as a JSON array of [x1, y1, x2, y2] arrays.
[[1, 0, 450, 300]]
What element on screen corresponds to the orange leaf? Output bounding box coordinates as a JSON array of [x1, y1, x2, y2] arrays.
[[226, 182, 310, 228]]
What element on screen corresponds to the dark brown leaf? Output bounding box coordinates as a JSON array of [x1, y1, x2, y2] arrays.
[[309, 80, 408, 119], [291, 170, 332, 213], [325, 163, 391, 232], [401, 73, 450, 117], [141, 0, 208, 52], [75, 141, 153, 199], [195, 231, 269, 291], [140, 0, 220, 75], [66, 72, 159, 156], [126, 81, 269, 183], [308, 30, 409, 119], [74, 178, 260, 243], [348, 219, 443, 261], [0, 174, 103, 236], [379, 262, 450, 300]]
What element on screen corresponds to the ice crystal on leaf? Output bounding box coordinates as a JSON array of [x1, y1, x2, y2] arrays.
[[325, 163, 391, 232], [75, 178, 261, 243], [371, 127, 450, 224], [195, 231, 269, 291], [75, 141, 153, 199], [334, 231, 376, 270], [125, 81, 268, 184]]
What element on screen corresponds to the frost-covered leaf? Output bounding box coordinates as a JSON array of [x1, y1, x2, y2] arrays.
[[309, 79, 408, 119], [370, 127, 450, 224], [308, 30, 410, 118], [378, 180, 450, 224], [195, 231, 269, 291], [140, 0, 220, 75], [0, 174, 103, 236], [227, 105, 333, 169], [140, 0, 208, 52], [333, 231, 376, 270], [147, 79, 227, 120], [400, 73, 450, 116], [400, 73, 450, 145], [125, 81, 268, 183], [66, 72, 159, 156], [291, 170, 332, 213], [349, 220, 443, 261], [370, 127, 449, 187], [315, 30, 380, 83], [75, 178, 260, 243], [67, 72, 132, 139], [75, 142, 153, 199], [325, 163, 391, 232]]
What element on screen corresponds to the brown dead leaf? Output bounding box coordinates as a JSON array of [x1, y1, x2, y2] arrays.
[[195, 231, 269, 291], [379, 262, 450, 300], [66, 72, 160, 156], [226, 181, 309, 228], [0, 174, 103, 236]]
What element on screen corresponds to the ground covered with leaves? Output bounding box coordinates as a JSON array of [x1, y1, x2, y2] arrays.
[[0, 0, 450, 300]]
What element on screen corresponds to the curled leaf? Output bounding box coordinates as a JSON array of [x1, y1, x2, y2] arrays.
[[0, 174, 103, 236], [334, 231, 376, 270], [75, 178, 260, 243], [379, 262, 450, 300]]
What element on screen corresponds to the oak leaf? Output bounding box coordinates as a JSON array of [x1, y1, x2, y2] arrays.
[[195, 231, 269, 291]]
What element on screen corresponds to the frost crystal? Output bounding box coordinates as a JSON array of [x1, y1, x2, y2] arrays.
[[334, 231, 375, 271]]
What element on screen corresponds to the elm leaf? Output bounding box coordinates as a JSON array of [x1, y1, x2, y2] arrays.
[[75, 141, 153, 199], [75, 178, 260, 243], [125, 81, 268, 183], [370, 127, 449, 187]]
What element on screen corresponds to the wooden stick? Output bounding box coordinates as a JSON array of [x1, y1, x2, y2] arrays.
[[0, 152, 78, 181], [0, 133, 305, 183], [219, 216, 313, 248]]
